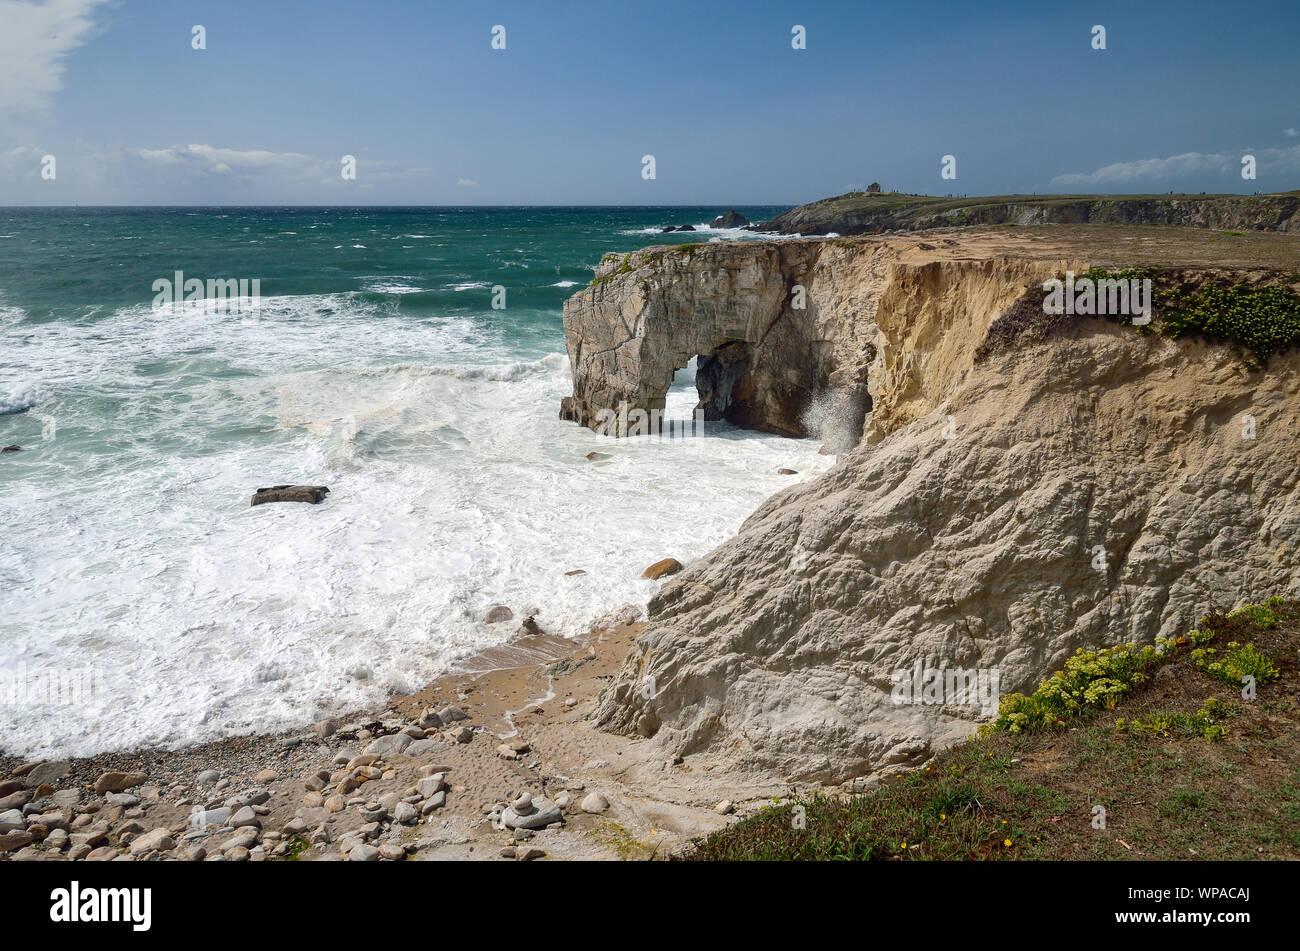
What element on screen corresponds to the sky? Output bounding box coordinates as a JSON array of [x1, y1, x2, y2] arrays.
[[0, 0, 1297, 205]]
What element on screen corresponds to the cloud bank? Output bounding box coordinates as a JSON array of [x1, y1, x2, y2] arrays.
[[1052, 144, 1300, 189], [0, 0, 112, 119]]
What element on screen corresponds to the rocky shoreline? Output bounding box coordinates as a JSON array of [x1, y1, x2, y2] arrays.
[[0, 610, 778, 862]]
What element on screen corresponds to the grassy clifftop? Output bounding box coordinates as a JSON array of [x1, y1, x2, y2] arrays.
[[760, 190, 1300, 236], [682, 599, 1299, 861]]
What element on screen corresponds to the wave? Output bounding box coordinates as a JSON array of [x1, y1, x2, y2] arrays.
[[0, 382, 42, 415], [362, 281, 428, 295], [446, 281, 490, 291], [551, 280, 579, 288]]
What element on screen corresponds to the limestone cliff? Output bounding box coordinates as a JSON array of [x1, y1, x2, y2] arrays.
[[562, 228, 1300, 786]]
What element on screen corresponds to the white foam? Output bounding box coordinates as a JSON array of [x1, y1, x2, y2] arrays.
[[362, 281, 428, 295], [551, 280, 579, 288], [0, 381, 42, 415], [0, 303, 831, 759]]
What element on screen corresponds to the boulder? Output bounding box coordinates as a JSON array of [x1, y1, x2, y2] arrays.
[[93, 771, 146, 794], [642, 558, 683, 580], [485, 605, 514, 624]]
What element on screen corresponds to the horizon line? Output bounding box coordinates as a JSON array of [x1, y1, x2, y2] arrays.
[[2, 190, 1297, 211]]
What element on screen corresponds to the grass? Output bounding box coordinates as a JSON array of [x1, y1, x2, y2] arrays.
[[682, 597, 1298, 861]]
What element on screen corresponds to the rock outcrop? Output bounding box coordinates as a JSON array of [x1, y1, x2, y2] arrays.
[[560, 241, 885, 448], [250, 485, 330, 506], [565, 228, 1300, 785], [710, 210, 751, 229], [758, 191, 1300, 236]]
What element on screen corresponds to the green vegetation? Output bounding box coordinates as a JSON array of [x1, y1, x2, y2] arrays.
[[282, 834, 311, 861], [1059, 267, 1300, 364], [981, 642, 1164, 734], [683, 597, 1299, 861], [1228, 598, 1283, 628], [1117, 696, 1236, 741], [1161, 283, 1300, 362], [1192, 641, 1280, 686]]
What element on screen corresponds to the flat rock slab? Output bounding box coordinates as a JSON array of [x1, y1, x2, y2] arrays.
[[250, 485, 330, 506], [501, 803, 563, 830]]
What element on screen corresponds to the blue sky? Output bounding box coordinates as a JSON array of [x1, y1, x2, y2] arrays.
[[1, 0, 1297, 204]]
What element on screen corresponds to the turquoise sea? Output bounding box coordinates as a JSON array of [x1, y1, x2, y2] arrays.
[[0, 206, 834, 757]]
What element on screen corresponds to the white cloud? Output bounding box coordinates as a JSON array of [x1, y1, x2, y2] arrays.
[[0, 0, 113, 119], [1052, 144, 1300, 188], [0, 141, 436, 202], [1286, 128, 1298, 137], [457, 178, 480, 187]]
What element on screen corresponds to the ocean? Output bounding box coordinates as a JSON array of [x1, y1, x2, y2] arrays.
[[0, 205, 831, 758]]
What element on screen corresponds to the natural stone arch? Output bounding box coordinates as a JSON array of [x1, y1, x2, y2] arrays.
[[560, 243, 864, 442]]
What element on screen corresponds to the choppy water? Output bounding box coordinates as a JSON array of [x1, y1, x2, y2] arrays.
[[0, 206, 830, 758]]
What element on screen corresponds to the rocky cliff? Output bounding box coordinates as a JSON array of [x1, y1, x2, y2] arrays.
[[759, 191, 1300, 236], [563, 227, 1300, 785]]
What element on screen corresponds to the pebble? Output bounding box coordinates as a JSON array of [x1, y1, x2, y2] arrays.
[[715, 799, 734, 815]]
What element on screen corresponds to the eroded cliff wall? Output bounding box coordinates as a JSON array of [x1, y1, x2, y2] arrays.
[[564, 230, 1300, 785]]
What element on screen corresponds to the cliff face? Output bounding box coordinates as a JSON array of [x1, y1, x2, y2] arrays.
[[560, 241, 888, 448], [564, 229, 1300, 785], [760, 191, 1300, 236]]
